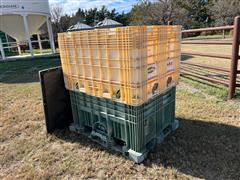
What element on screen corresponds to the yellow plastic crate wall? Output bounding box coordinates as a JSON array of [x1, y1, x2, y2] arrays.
[[58, 26, 181, 105]]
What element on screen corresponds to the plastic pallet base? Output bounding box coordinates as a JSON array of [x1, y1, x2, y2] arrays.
[[69, 119, 179, 163]]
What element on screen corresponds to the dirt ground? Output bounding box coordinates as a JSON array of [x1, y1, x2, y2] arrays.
[[0, 58, 240, 179]]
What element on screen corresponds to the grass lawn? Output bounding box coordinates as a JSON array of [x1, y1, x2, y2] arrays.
[[181, 44, 233, 66], [0, 53, 240, 179], [23, 48, 59, 55], [7, 49, 59, 57]]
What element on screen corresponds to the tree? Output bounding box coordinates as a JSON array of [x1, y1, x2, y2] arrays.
[[130, 0, 210, 29], [209, 0, 240, 26], [71, 8, 86, 25], [50, 4, 64, 36], [115, 12, 131, 26], [97, 6, 109, 21], [85, 8, 98, 26], [130, 0, 187, 25], [130, 1, 159, 25], [59, 15, 72, 32], [177, 0, 210, 29], [82, 6, 128, 26], [106, 8, 117, 19], [51, 4, 64, 25]]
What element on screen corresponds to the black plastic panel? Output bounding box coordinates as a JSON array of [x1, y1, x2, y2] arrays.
[[39, 67, 73, 133]]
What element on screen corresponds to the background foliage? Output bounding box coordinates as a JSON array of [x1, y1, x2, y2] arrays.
[[44, 0, 240, 38]]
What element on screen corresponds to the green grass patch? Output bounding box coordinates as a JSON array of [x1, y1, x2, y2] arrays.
[[180, 76, 229, 99], [22, 48, 59, 55], [0, 57, 60, 83], [0, 58, 59, 72]]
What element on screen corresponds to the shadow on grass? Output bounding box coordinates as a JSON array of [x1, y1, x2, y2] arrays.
[[148, 118, 240, 179], [52, 118, 240, 179], [0, 57, 60, 84], [181, 54, 194, 61], [206, 74, 229, 79]]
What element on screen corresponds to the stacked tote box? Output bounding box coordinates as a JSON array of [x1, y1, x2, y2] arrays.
[[58, 26, 181, 163], [58, 26, 181, 106], [69, 87, 178, 163]]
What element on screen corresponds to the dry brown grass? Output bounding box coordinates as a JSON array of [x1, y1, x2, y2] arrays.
[[0, 57, 240, 179]]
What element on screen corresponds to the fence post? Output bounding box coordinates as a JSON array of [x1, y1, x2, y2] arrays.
[[229, 16, 240, 99], [0, 38, 6, 60]]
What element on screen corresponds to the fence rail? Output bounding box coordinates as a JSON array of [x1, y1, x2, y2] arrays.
[[181, 16, 240, 99], [182, 51, 232, 59], [182, 25, 234, 33], [182, 41, 232, 45]]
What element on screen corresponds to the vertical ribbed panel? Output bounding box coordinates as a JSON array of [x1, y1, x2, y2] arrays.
[[70, 86, 176, 153], [59, 26, 181, 105]]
